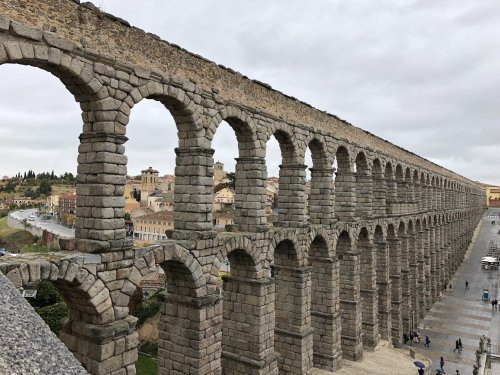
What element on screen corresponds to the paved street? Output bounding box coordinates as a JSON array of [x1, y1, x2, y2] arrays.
[[413, 207, 500, 374], [8, 209, 75, 239]]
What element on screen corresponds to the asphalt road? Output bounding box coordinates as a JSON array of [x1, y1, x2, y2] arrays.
[[9, 209, 75, 239]]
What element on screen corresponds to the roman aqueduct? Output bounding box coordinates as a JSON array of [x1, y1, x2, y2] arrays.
[[0, 1, 486, 374]]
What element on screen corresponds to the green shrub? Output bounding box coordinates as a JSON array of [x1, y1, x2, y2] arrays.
[[29, 280, 63, 308], [35, 301, 68, 334], [133, 289, 164, 327], [139, 342, 158, 357], [134, 298, 160, 327]]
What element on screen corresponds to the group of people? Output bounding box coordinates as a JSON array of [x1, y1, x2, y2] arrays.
[[491, 299, 499, 309], [403, 330, 421, 344]]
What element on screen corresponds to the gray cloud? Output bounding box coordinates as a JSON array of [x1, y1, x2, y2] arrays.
[[0, 0, 499, 185]]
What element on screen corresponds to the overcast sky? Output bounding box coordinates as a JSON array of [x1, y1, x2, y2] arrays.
[[0, 0, 499, 185]]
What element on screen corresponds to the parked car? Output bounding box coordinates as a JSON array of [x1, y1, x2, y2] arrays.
[[0, 248, 7, 256]]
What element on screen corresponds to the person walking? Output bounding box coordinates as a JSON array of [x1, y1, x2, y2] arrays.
[[425, 335, 431, 347], [455, 370, 461, 375], [403, 332, 409, 345], [453, 339, 459, 352], [465, 280, 469, 290], [440, 356, 445, 373], [449, 284, 452, 292], [418, 368, 424, 375], [458, 338, 463, 352]]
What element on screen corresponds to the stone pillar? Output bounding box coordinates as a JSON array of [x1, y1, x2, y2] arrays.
[[222, 276, 278, 375], [376, 241, 392, 342], [158, 294, 222, 375], [414, 181, 422, 213], [273, 265, 313, 374], [421, 184, 428, 212], [360, 243, 379, 348], [406, 180, 415, 203], [385, 177, 398, 216], [435, 225, 444, 292], [60, 316, 138, 375], [388, 238, 403, 347], [308, 167, 335, 226], [423, 228, 432, 310], [172, 146, 216, 240], [276, 164, 308, 228], [339, 252, 363, 360], [372, 174, 386, 218], [399, 235, 411, 333], [310, 256, 342, 371], [396, 178, 406, 204], [408, 232, 419, 328], [334, 171, 356, 222], [417, 231, 426, 319], [355, 170, 373, 220], [430, 227, 439, 303], [234, 157, 268, 232], [75, 132, 128, 252]]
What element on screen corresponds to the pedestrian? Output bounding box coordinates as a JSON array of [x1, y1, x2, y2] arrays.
[[415, 330, 420, 343], [440, 356, 445, 372], [418, 368, 424, 375], [456, 370, 461, 375], [439, 291, 443, 301], [410, 331, 414, 344], [492, 299, 495, 310], [458, 338, 463, 352], [453, 339, 459, 352], [425, 335, 431, 347], [465, 280, 469, 290], [449, 284, 452, 292], [403, 332, 409, 345], [444, 282, 448, 291]]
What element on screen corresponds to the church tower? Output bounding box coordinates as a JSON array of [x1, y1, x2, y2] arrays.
[[140, 167, 159, 205]]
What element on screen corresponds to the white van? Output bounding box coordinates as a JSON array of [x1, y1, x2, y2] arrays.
[[28, 215, 36, 221]]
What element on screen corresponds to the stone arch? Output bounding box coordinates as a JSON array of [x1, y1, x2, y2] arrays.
[[395, 164, 405, 203], [267, 122, 307, 227], [4, 258, 113, 324], [355, 151, 373, 219], [373, 224, 391, 341], [130, 244, 208, 297], [306, 225, 334, 259], [404, 167, 414, 202], [212, 106, 267, 232], [306, 136, 334, 225], [216, 235, 262, 279], [267, 229, 304, 267], [334, 145, 356, 221], [0, 38, 105, 103], [308, 229, 340, 370], [372, 157, 386, 217], [212, 105, 260, 157], [3, 257, 124, 375], [384, 161, 397, 209], [357, 225, 379, 348], [133, 244, 218, 374], [271, 229, 312, 373], [125, 81, 203, 142], [336, 229, 363, 359]]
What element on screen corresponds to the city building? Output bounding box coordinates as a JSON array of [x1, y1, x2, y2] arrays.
[[132, 210, 174, 243]]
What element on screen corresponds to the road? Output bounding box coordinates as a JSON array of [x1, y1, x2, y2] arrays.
[[412, 207, 500, 374], [9, 209, 75, 239]]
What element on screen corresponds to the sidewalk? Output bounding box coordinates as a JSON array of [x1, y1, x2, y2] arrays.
[[413, 207, 500, 374], [310, 341, 431, 375]]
